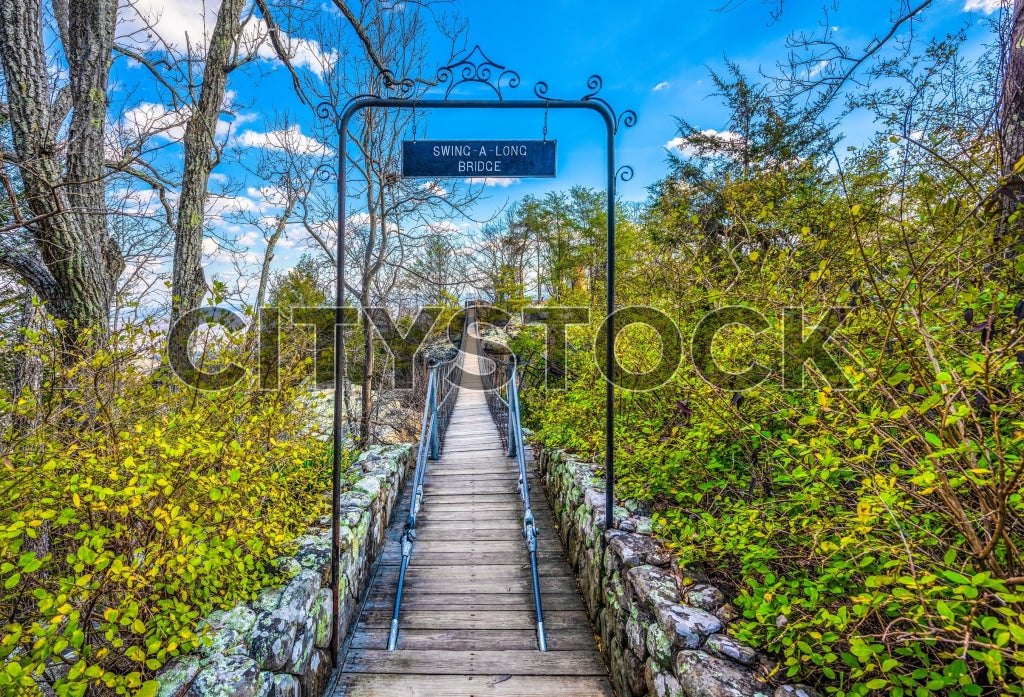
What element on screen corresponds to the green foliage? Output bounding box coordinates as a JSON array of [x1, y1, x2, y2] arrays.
[[0, 320, 335, 696], [519, 35, 1024, 697], [268, 252, 332, 308]]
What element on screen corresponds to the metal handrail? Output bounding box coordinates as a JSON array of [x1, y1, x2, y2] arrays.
[[476, 321, 547, 651], [387, 334, 463, 651]]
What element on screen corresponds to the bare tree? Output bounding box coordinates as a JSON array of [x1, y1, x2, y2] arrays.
[[229, 112, 325, 311], [299, 1, 478, 445]]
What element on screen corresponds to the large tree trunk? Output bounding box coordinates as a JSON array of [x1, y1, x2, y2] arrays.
[[170, 0, 246, 329], [0, 0, 123, 347]]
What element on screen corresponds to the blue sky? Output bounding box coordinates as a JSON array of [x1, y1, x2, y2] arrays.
[[109, 0, 1004, 303], [444, 0, 999, 202]]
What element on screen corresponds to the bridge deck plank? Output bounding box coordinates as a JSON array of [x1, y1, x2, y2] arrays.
[[335, 322, 611, 696]]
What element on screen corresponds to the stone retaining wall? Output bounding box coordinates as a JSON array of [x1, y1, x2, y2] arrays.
[[155, 444, 413, 697], [538, 448, 819, 697]]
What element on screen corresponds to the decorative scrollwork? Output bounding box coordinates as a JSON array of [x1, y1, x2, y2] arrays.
[[315, 101, 337, 124], [616, 165, 635, 184], [533, 81, 558, 101], [535, 74, 638, 135], [437, 45, 521, 100], [314, 162, 337, 183], [617, 109, 638, 131], [381, 70, 418, 98], [582, 74, 604, 100]]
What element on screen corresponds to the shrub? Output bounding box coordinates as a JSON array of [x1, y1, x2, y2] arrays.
[[0, 319, 334, 696]]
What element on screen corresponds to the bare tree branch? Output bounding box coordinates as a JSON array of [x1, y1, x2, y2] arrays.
[[253, 0, 309, 105]]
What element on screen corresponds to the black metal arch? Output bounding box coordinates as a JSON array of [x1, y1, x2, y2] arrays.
[[321, 45, 636, 666]]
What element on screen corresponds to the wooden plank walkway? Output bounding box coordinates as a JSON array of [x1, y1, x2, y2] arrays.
[[334, 328, 614, 696]]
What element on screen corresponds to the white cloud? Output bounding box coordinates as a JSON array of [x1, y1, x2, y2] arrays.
[[419, 181, 448, 197], [120, 0, 336, 77], [808, 60, 829, 77], [206, 193, 263, 218], [653, 81, 670, 92], [202, 238, 220, 256], [666, 129, 744, 158], [242, 18, 337, 78], [119, 0, 215, 50], [427, 220, 461, 236], [111, 186, 178, 218], [464, 177, 521, 187], [963, 0, 1005, 13], [346, 212, 371, 228], [247, 185, 290, 208], [236, 124, 331, 155], [122, 101, 189, 141], [122, 93, 242, 143], [237, 230, 263, 248]]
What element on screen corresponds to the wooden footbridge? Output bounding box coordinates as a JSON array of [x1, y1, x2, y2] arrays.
[[333, 315, 614, 696]]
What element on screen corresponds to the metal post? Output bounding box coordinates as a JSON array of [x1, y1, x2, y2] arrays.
[[605, 127, 615, 532], [330, 123, 348, 668]]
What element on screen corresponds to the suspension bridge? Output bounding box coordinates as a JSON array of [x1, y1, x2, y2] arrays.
[[332, 309, 613, 696]]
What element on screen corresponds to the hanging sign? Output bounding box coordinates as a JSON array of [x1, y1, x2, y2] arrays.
[[402, 140, 556, 178]]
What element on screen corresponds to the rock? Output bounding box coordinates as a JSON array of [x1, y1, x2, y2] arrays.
[[646, 623, 674, 667], [156, 655, 202, 697], [186, 655, 263, 697], [648, 549, 672, 567], [279, 569, 321, 617], [656, 604, 723, 649], [298, 649, 332, 697], [198, 626, 247, 657], [294, 535, 332, 583], [584, 489, 606, 511], [608, 532, 665, 569], [271, 674, 300, 697], [354, 475, 382, 501], [604, 571, 627, 616], [775, 614, 788, 628], [619, 518, 637, 533], [252, 587, 283, 614], [247, 609, 299, 672], [646, 663, 684, 697], [675, 650, 771, 697], [625, 610, 647, 659], [624, 646, 648, 696], [636, 517, 655, 535], [685, 584, 725, 612], [705, 633, 759, 666], [338, 490, 371, 511], [625, 565, 682, 608], [206, 606, 257, 636], [284, 619, 315, 674], [272, 557, 302, 576], [254, 672, 273, 697], [607, 637, 631, 697], [715, 603, 740, 623], [312, 589, 332, 648], [775, 686, 821, 697]]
